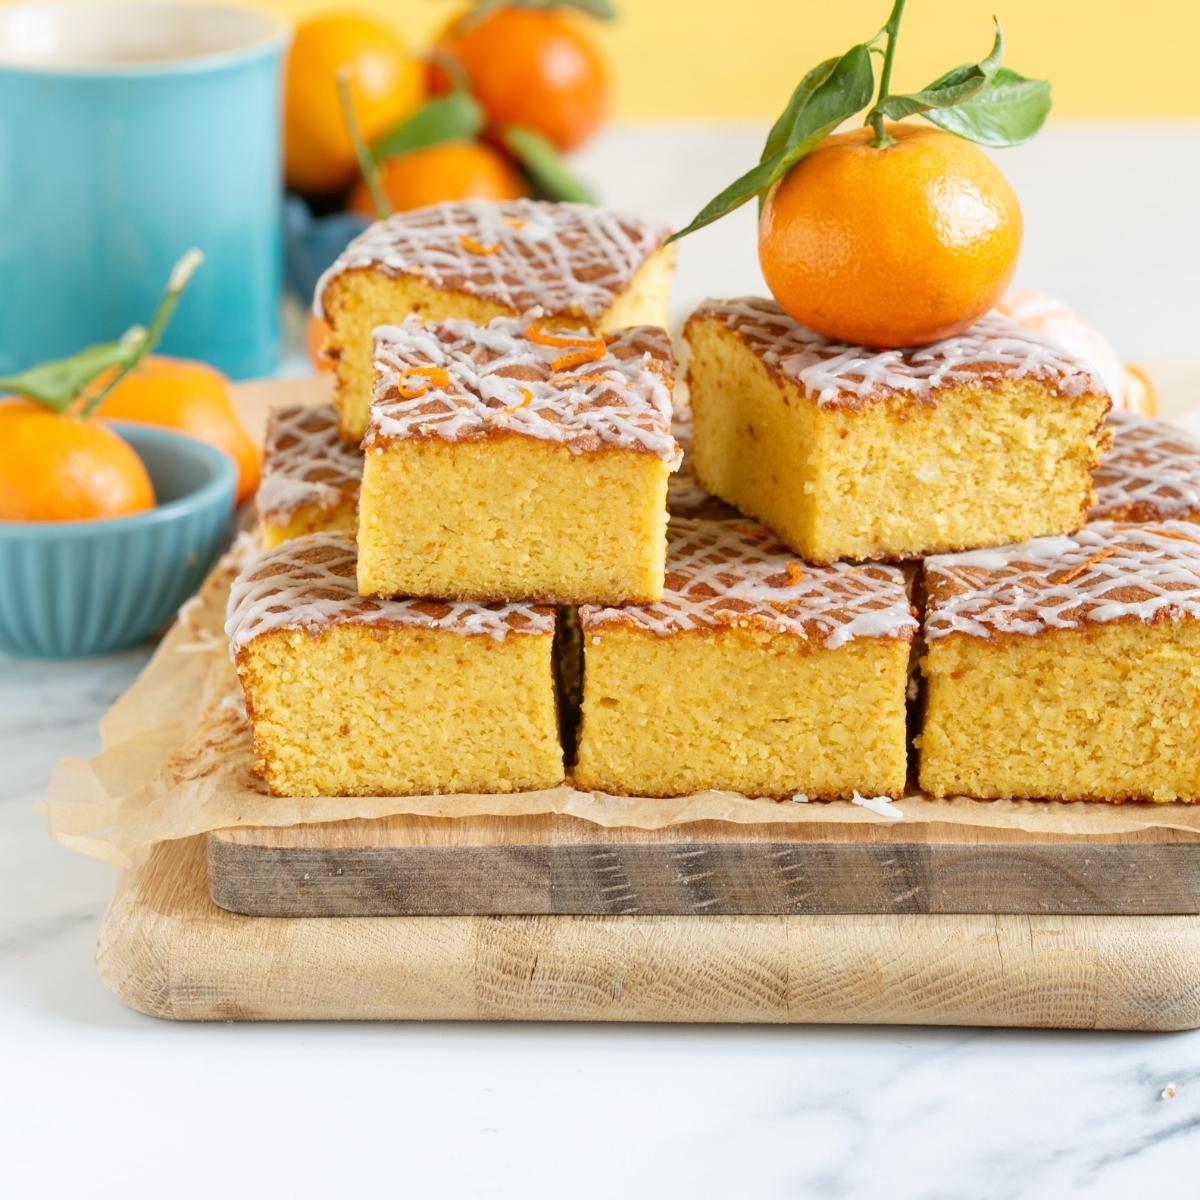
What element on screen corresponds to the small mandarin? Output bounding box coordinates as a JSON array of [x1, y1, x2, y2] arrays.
[[436, 7, 609, 152], [348, 140, 527, 216], [285, 14, 425, 195], [307, 313, 334, 372], [0, 401, 155, 522], [90, 356, 261, 504], [758, 123, 1023, 348]]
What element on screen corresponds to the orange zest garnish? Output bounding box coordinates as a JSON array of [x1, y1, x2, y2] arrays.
[[785, 560, 805, 586], [524, 317, 601, 349], [1052, 544, 1118, 586], [503, 215, 528, 230], [551, 344, 606, 373], [499, 386, 533, 415], [460, 234, 500, 255], [396, 366, 450, 399], [733, 523, 771, 541]]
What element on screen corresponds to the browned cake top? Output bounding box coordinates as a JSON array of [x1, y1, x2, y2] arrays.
[[924, 520, 1200, 640], [225, 533, 553, 653], [256, 404, 363, 524], [580, 517, 917, 645], [366, 316, 680, 465], [688, 296, 1107, 407], [315, 199, 670, 321], [1090, 411, 1200, 521]]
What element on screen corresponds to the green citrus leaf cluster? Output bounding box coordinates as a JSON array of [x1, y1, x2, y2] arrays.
[[670, 5, 1051, 244]]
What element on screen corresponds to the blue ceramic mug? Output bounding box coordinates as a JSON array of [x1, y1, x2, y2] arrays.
[[0, 2, 287, 380]]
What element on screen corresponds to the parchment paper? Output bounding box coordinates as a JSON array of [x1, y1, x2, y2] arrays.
[[43, 536, 1200, 871]]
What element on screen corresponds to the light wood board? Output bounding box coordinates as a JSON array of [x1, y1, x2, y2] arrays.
[[101, 836, 1200, 1028], [208, 814, 1200, 918]]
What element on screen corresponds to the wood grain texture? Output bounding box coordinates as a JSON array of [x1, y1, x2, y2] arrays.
[[101, 836, 1200, 1028], [208, 814, 1200, 917]]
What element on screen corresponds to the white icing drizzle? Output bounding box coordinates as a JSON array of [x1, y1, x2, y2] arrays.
[[689, 296, 1108, 406], [997, 288, 1149, 413], [225, 532, 553, 655], [366, 316, 681, 466], [580, 517, 917, 647], [925, 520, 1200, 641], [851, 792, 905, 820], [256, 404, 363, 524], [1090, 411, 1200, 521], [315, 199, 670, 322]]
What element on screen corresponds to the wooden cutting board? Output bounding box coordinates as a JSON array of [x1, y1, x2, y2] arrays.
[[100, 835, 1200, 1029], [207, 814, 1200, 918]]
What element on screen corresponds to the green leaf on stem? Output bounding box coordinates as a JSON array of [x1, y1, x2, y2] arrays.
[[373, 91, 486, 161], [923, 68, 1052, 147], [499, 124, 596, 204], [0, 250, 203, 415], [870, 20, 1003, 121], [669, 42, 874, 242]]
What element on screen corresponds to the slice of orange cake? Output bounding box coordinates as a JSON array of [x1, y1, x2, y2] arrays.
[[919, 521, 1200, 802], [256, 404, 362, 549], [1089, 411, 1200, 524], [225, 532, 562, 797], [573, 517, 917, 798], [356, 317, 680, 604], [684, 297, 1112, 563], [315, 199, 674, 441]]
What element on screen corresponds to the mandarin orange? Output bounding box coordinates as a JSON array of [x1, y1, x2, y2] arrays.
[[758, 123, 1022, 348], [306, 313, 334, 372], [90, 357, 260, 504], [436, 7, 609, 152], [285, 14, 425, 195], [0, 401, 155, 522], [348, 140, 527, 216]]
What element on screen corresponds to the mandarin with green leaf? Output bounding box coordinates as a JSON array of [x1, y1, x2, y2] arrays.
[[760, 123, 1022, 348], [348, 139, 527, 216]]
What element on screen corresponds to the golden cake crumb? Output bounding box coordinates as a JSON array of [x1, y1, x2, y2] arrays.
[[316, 199, 675, 441], [684, 297, 1112, 563], [920, 521, 1200, 802], [356, 316, 680, 605], [256, 404, 362, 548], [573, 517, 917, 798], [225, 533, 562, 797]]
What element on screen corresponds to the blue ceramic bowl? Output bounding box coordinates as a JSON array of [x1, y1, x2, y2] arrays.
[[0, 422, 236, 658]]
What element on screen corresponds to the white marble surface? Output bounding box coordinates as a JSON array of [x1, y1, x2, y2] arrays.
[[4, 123, 1200, 1199]]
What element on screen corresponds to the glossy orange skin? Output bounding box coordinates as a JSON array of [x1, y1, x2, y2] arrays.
[[437, 7, 609, 152], [348, 140, 527, 216], [285, 14, 425, 195], [759, 123, 1023, 348], [306, 313, 334, 372], [0, 401, 155, 522], [90, 357, 261, 504]]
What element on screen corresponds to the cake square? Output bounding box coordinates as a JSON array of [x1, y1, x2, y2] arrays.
[[225, 533, 562, 797], [1089, 411, 1200, 523], [316, 199, 675, 441], [356, 317, 680, 604], [919, 521, 1200, 802], [256, 404, 362, 549], [573, 517, 917, 798], [684, 297, 1112, 564]]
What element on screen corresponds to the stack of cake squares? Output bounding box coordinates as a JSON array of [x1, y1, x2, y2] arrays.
[[228, 198, 1200, 805]]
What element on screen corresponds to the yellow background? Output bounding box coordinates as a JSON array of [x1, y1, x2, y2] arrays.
[[254, 0, 1194, 118], [2, 0, 1192, 116]]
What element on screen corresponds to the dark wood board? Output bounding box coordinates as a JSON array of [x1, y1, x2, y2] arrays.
[[207, 813, 1200, 917]]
